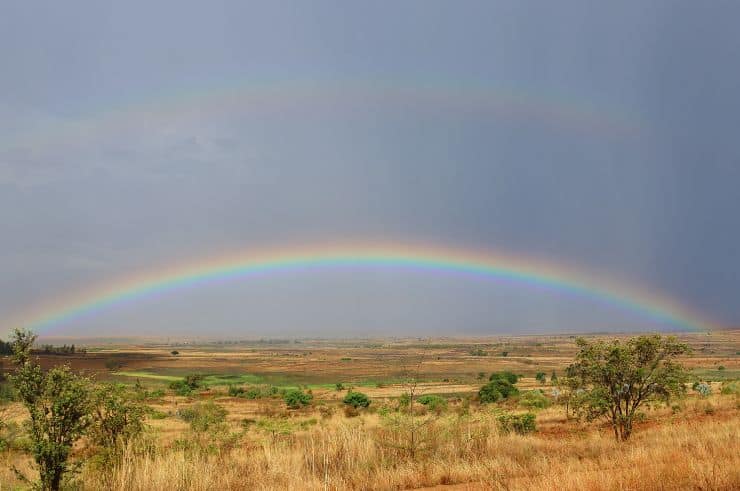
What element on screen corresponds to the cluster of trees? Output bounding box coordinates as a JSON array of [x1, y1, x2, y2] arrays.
[[6, 329, 147, 490], [39, 344, 83, 355]]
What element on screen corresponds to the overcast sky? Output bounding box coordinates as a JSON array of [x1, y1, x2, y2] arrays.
[[1, 1, 739, 337]]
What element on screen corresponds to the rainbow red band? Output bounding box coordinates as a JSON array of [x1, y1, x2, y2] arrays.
[[11, 243, 716, 335]]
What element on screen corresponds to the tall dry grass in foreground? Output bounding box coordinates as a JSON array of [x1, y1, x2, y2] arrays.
[[88, 402, 739, 490], [1, 394, 737, 490]]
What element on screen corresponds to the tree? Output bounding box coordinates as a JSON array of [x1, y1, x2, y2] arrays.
[[89, 383, 147, 449], [566, 334, 690, 441], [535, 372, 547, 383], [550, 371, 558, 384], [343, 391, 371, 408], [10, 329, 91, 491]]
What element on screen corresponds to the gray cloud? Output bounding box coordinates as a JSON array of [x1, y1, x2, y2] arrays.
[[1, 1, 739, 336]]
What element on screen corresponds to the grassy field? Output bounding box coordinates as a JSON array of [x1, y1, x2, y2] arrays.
[[1, 330, 738, 490]]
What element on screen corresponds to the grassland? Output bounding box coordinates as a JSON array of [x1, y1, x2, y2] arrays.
[[1, 330, 738, 490]]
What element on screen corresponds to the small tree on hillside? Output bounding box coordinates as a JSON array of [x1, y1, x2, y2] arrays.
[[10, 329, 91, 491], [566, 334, 690, 441]]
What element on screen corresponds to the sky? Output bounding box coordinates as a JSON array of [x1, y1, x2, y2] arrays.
[[1, 1, 739, 338]]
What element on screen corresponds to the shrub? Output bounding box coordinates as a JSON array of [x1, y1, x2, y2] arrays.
[[335, 382, 345, 391], [480, 378, 519, 403], [89, 383, 147, 448], [720, 381, 739, 395], [416, 394, 447, 412], [169, 380, 193, 396], [692, 382, 712, 397], [535, 372, 547, 383], [283, 389, 312, 409], [501, 351, 508, 357], [228, 385, 246, 397], [519, 389, 550, 409], [169, 374, 203, 396], [469, 349, 487, 356], [479, 383, 502, 404], [489, 371, 518, 384], [497, 412, 537, 435], [343, 391, 371, 408], [177, 401, 227, 432], [170, 350, 179, 356]]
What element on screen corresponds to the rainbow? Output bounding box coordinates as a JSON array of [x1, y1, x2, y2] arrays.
[[1, 76, 643, 155], [12, 242, 716, 335]]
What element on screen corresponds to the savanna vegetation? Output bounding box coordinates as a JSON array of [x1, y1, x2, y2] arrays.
[[0, 329, 737, 490]]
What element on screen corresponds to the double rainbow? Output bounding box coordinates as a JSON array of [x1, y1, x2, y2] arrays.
[[14, 242, 716, 335]]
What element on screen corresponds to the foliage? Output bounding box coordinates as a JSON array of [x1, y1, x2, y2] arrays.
[[489, 371, 518, 384], [519, 389, 550, 409], [469, 348, 487, 356], [170, 350, 179, 356], [0, 338, 13, 355], [10, 329, 92, 491], [228, 385, 246, 397], [169, 374, 204, 396], [89, 383, 147, 449], [343, 391, 371, 408], [283, 388, 312, 409], [535, 372, 547, 383], [479, 375, 519, 404], [497, 412, 537, 435], [566, 334, 690, 441], [177, 401, 228, 432], [550, 371, 558, 384], [692, 382, 712, 397], [479, 383, 502, 403], [416, 394, 447, 412], [720, 381, 738, 395]]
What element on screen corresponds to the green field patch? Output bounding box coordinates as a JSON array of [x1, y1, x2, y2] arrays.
[[691, 368, 740, 381], [112, 371, 182, 382], [201, 374, 264, 386]]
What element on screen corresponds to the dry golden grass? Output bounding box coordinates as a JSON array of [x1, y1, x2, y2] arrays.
[[1, 392, 738, 490], [1, 330, 738, 490]]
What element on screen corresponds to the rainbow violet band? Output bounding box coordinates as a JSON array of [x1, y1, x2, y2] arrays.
[[14, 243, 716, 335]]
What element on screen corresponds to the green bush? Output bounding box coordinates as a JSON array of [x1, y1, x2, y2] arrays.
[[169, 380, 193, 396], [519, 389, 550, 409], [416, 394, 447, 412], [479, 383, 502, 403], [228, 385, 246, 397], [177, 401, 227, 432], [343, 391, 371, 408], [283, 389, 312, 409], [497, 412, 537, 435], [489, 371, 518, 384], [535, 372, 547, 383], [168, 374, 204, 396], [720, 381, 739, 395]]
